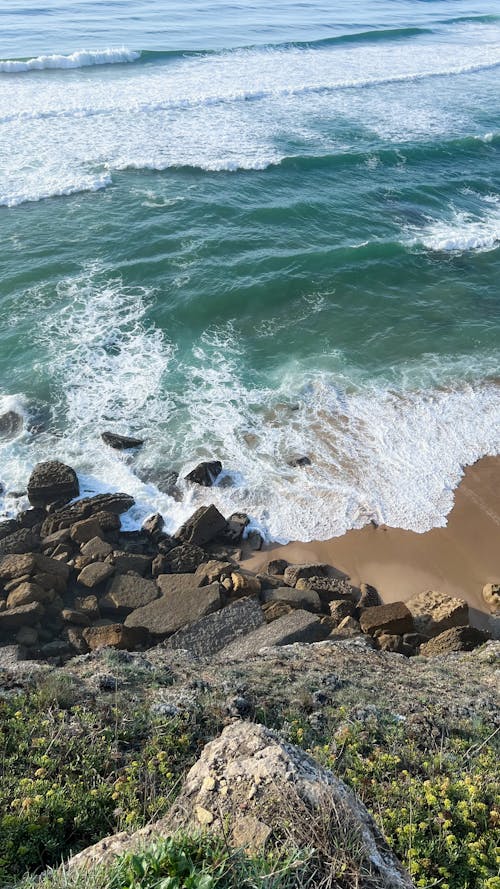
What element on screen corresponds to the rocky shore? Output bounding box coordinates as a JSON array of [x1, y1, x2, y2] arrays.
[[0, 458, 496, 665]]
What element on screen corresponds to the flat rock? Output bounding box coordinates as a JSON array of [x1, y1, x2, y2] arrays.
[[0, 528, 40, 557], [216, 609, 330, 661], [164, 597, 265, 659], [261, 586, 321, 613], [82, 624, 147, 651], [164, 543, 207, 573], [70, 518, 104, 545], [77, 561, 115, 589], [107, 573, 159, 611], [81, 536, 113, 560], [125, 576, 221, 637], [6, 581, 51, 608], [111, 552, 152, 576], [184, 460, 222, 487], [175, 504, 227, 547], [406, 590, 468, 638], [0, 553, 37, 581], [359, 602, 414, 637], [420, 626, 489, 657], [283, 563, 330, 586], [40, 493, 135, 536], [101, 431, 144, 450], [0, 601, 44, 631], [27, 460, 79, 507]]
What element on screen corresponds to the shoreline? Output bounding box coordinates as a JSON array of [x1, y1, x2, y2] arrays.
[[243, 454, 500, 632]]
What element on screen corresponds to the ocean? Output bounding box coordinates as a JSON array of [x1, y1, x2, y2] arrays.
[[0, 0, 499, 542]]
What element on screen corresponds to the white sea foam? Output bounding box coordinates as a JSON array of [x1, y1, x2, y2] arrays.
[[412, 196, 500, 253], [0, 48, 140, 73]]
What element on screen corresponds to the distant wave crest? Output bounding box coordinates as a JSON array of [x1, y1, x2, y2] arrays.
[[0, 47, 141, 73]]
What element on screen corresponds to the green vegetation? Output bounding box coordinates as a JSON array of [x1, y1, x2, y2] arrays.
[[0, 672, 498, 888]]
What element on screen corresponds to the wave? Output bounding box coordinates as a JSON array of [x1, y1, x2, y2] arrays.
[[410, 196, 500, 254], [0, 47, 141, 73]]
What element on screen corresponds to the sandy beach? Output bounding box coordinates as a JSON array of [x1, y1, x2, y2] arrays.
[[244, 455, 500, 632]]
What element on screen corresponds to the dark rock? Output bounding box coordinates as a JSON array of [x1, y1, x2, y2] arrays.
[[221, 513, 250, 543], [0, 527, 40, 556], [16, 626, 38, 646], [111, 552, 152, 576], [288, 455, 311, 468], [101, 431, 144, 450], [185, 460, 222, 487], [247, 530, 263, 551], [137, 469, 179, 498], [0, 520, 19, 542], [283, 563, 330, 586], [63, 626, 89, 654], [164, 543, 207, 573], [83, 623, 148, 651], [420, 626, 489, 657], [175, 505, 227, 547], [93, 511, 121, 533], [142, 513, 165, 538], [61, 608, 91, 627], [107, 573, 159, 612], [360, 602, 414, 637], [151, 554, 167, 577], [329, 599, 357, 626], [40, 493, 134, 536], [17, 508, 46, 530], [266, 558, 288, 576], [125, 575, 221, 636], [216, 609, 330, 661], [358, 583, 381, 609], [27, 460, 79, 508], [0, 410, 23, 440], [41, 640, 70, 658], [0, 601, 44, 631], [164, 597, 265, 658], [77, 561, 114, 589], [261, 586, 321, 613]]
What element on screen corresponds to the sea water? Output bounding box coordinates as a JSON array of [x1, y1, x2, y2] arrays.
[[0, 0, 499, 540]]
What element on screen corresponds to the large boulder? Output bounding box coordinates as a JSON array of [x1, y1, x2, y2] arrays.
[[184, 460, 222, 487], [101, 432, 144, 450], [420, 626, 489, 657], [164, 597, 265, 659], [27, 460, 79, 507], [175, 505, 227, 547], [107, 573, 159, 612], [359, 602, 413, 637], [406, 590, 468, 637], [164, 544, 207, 573], [82, 624, 147, 651], [0, 410, 23, 440], [66, 723, 413, 889], [215, 609, 330, 661], [0, 528, 40, 556], [0, 601, 44, 632], [40, 493, 134, 537], [125, 575, 221, 637]]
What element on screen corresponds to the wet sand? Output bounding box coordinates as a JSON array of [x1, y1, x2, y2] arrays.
[[243, 455, 500, 632]]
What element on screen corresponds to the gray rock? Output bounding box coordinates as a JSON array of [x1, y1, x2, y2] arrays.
[[81, 536, 113, 560], [165, 597, 265, 658], [261, 586, 321, 613], [125, 576, 221, 637], [175, 504, 227, 547], [111, 552, 152, 576], [265, 558, 288, 576], [184, 460, 222, 487], [107, 573, 159, 612], [0, 519, 19, 542], [0, 410, 23, 440], [164, 543, 207, 573], [101, 431, 144, 450], [27, 460, 79, 508], [216, 609, 329, 661], [40, 493, 134, 537]]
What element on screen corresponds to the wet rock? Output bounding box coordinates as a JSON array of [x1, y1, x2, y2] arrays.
[[142, 513, 165, 538], [164, 543, 207, 573], [288, 455, 311, 468], [0, 519, 19, 542], [215, 609, 330, 661], [175, 504, 227, 548], [107, 573, 159, 612], [360, 602, 413, 637], [77, 561, 114, 589], [283, 563, 330, 587], [27, 460, 79, 508], [266, 558, 288, 576], [184, 460, 222, 487], [125, 576, 221, 637], [101, 431, 144, 450], [0, 410, 23, 440], [420, 626, 489, 656], [40, 493, 134, 536], [406, 590, 469, 638], [164, 597, 265, 659], [221, 512, 250, 543], [482, 583, 500, 615], [261, 585, 321, 613], [247, 530, 263, 551], [83, 623, 147, 651]]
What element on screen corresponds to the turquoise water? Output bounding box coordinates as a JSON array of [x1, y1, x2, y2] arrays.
[[0, 0, 499, 540]]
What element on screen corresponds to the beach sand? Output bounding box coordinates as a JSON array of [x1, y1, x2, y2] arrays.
[[243, 455, 500, 633]]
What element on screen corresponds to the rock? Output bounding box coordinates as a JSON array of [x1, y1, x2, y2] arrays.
[[406, 590, 468, 638], [222, 513, 250, 543], [0, 553, 37, 581], [17, 507, 46, 530], [33, 571, 66, 595], [337, 615, 361, 633], [111, 553, 152, 576], [0, 644, 28, 666], [92, 511, 121, 533], [125, 576, 221, 637], [81, 537, 113, 561], [66, 723, 413, 888], [3, 574, 31, 593], [0, 410, 23, 440], [142, 513, 164, 538], [73, 595, 100, 620], [151, 555, 166, 578], [283, 563, 330, 586], [41, 640, 70, 659], [83, 624, 147, 651], [0, 601, 44, 631], [482, 583, 500, 615], [262, 601, 293, 622], [40, 493, 134, 536], [70, 518, 104, 545], [164, 544, 207, 573], [360, 602, 413, 637], [184, 460, 223, 487], [195, 560, 233, 585], [0, 519, 19, 542], [288, 455, 311, 467], [230, 572, 261, 596], [33, 553, 70, 582], [41, 527, 72, 547], [175, 505, 227, 547], [329, 599, 356, 626], [420, 626, 489, 657], [265, 558, 288, 576], [377, 633, 404, 654], [232, 815, 272, 852], [107, 573, 159, 612], [261, 586, 321, 613], [164, 597, 265, 659], [216, 609, 330, 661], [0, 527, 40, 556], [61, 608, 91, 627], [63, 626, 89, 654], [101, 431, 144, 450], [27, 460, 79, 508], [16, 626, 38, 646], [358, 582, 381, 609], [6, 581, 51, 608], [296, 576, 356, 606]]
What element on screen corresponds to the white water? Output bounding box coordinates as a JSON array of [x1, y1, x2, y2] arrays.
[[0, 48, 140, 73], [412, 194, 500, 253]]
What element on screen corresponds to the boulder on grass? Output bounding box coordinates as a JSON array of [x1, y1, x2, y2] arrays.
[[420, 626, 489, 657], [184, 461, 222, 487], [406, 590, 468, 638], [27, 460, 79, 507], [360, 602, 413, 637]]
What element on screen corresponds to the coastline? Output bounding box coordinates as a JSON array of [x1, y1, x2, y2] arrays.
[[243, 454, 500, 632]]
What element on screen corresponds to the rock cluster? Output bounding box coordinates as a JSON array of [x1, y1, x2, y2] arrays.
[[0, 460, 492, 663]]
